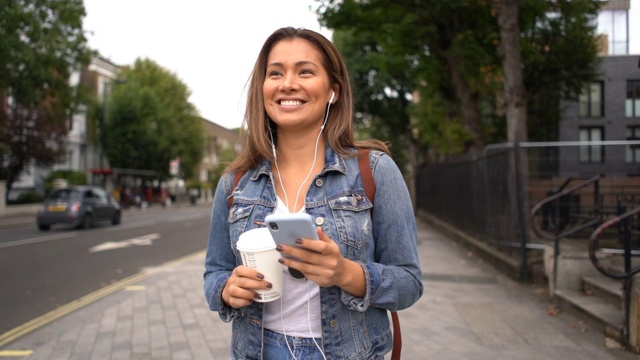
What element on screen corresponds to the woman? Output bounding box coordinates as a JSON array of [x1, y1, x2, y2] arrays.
[[204, 27, 423, 360]]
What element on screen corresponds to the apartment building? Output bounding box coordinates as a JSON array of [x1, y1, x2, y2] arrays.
[[199, 119, 240, 184], [558, 0, 640, 177]]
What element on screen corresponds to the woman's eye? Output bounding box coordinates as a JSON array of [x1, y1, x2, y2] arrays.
[[300, 69, 314, 75], [267, 70, 283, 77]]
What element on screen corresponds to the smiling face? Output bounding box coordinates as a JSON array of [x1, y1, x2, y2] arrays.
[[263, 38, 336, 131]]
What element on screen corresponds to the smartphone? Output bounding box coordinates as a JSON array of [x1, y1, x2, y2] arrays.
[[264, 213, 319, 278]]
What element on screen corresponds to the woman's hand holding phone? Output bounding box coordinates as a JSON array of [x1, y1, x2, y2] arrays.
[[265, 213, 317, 278], [265, 214, 365, 295]]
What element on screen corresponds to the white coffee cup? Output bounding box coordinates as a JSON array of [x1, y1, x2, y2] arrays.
[[236, 227, 283, 302]]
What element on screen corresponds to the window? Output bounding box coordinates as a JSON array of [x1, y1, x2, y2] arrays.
[[579, 127, 604, 163], [627, 126, 640, 164], [597, 9, 628, 55], [626, 80, 640, 118], [65, 151, 73, 169], [93, 188, 109, 203], [579, 82, 603, 117]]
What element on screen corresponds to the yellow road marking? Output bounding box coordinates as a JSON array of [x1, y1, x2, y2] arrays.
[[125, 285, 146, 291], [0, 350, 33, 356]]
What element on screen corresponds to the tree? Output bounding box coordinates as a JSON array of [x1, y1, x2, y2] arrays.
[[104, 58, 204, 181], [331, 29, 417, 169], [317, 0, 500, 159], [494, 0, 527, 144], [519, 0, 601, 141], [0, 0, 90, 199], [315, 0, 601, 160]]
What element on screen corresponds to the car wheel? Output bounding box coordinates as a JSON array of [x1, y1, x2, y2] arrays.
[[111, 211, 121, 225], [38, 224, 50, 231], [78, 213, 93, 229]]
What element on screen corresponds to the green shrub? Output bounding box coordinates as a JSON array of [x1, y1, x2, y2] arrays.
[[12, 191, 44, 204], [44, 170, 87, 195]]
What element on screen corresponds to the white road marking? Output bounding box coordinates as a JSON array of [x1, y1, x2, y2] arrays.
[[105, 220, 156, 231], [88, 233, 160, 253], [0, 233, 77, 249]]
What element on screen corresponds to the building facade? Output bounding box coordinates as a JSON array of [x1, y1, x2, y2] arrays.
[[559, 55, 640, 176], [557, 0, 639, 177], [72, 56, 120, 183], [8, 56, 121, 199], [199, 119, 240, 184]]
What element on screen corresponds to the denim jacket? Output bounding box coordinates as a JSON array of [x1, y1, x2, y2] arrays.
[[203, 145, 423, 360]]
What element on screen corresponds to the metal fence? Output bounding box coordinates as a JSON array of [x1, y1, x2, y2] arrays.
[[416, 141, 640, 277]]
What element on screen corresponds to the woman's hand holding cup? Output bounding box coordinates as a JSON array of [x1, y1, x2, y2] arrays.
[[222, 265, 273, 309]]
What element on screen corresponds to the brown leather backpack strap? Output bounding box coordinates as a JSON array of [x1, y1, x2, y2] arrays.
[[390, 311, 401, 360], [358, 149, 376, 205], [227, 170, 245, 209], [357, 149, 402, 360]]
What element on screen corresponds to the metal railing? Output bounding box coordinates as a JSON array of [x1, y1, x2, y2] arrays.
[[529, 174, 603, 291], [416, 140, 640, 350], [589, 205, 640, 347], [530, 174, 603, 241], [417, 141, 640, 279]]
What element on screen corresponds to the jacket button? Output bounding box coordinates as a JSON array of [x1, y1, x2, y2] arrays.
[[330, 319, 338, 327], [315, 217, 325, 226], [315, 178, 324, 187]]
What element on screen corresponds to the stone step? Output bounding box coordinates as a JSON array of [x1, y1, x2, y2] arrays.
[[582, 275, 623, 310], [554, 288, 624, 343]]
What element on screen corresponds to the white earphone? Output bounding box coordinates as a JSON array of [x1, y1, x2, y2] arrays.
[[329, 90, 335, 104]]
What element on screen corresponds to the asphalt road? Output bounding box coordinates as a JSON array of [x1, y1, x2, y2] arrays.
[[0, 205, 212, 335]]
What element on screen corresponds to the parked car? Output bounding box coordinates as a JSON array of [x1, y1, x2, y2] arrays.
[[36, 185, 121, 231]]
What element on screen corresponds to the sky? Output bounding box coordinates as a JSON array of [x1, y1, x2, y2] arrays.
[[82, 0, 331, 130], [83, 1, 640, 131]]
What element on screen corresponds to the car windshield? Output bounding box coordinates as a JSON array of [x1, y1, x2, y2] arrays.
[[48, 189, 82, 201]]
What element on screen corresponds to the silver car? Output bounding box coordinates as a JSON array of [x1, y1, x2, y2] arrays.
[[36, 186, 122, 231]]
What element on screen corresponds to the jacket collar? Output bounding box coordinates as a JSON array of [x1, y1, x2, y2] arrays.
[[252, 144, 349, 181]]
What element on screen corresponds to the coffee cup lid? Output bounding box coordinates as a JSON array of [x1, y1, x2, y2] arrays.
[[237, 227, 276, 252]]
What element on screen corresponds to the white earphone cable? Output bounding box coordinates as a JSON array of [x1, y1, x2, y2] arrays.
[[273, 95, 332, 213], [272, 95, 333, 358], [308, 280, 327, 360]]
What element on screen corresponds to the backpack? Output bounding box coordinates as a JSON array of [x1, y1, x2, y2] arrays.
[[228, 149, 401, 360]]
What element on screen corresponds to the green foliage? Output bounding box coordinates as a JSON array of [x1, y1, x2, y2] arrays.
[[0, 0, 91, 195], [520, 0, 601, 140], [318, 0, 500, 160], [315, 0, 602, 161], [10, 191, 44, 205], [409, 82, 472, 158], [44, 170, 87, 194], [331, 30, 415, 168], [103, 58, 205, 180]]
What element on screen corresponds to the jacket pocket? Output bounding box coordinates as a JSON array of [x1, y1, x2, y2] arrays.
[[328, 192, 373, 250], [228, 202, 254, 223], [228, 203, 255, 254]]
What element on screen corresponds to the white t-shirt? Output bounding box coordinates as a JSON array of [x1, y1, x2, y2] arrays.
[[263, 197, 322, 338]]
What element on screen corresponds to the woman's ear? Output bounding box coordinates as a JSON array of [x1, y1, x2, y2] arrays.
[[329, 87, 339, 104]]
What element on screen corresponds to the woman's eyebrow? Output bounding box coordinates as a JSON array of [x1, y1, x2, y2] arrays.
[[267, 60, 317, 68]]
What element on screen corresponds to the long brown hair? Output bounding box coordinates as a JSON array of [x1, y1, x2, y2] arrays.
[[226, 27, 389, 174]]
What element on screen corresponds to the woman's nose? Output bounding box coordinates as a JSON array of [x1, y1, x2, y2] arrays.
[[280, 74, 298, 91]]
